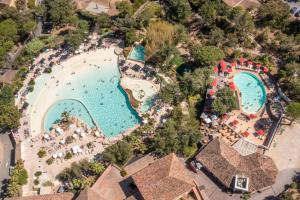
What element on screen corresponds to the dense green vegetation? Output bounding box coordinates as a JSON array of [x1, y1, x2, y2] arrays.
[[57, 159, 106, 193], [212, 87, 239, 114], [7, 160, 28, 197]]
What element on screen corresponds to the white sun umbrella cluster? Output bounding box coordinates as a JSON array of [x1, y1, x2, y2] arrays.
[[71, 145, 83, 154], [60, 137, 66, 145], [55, 127, 64, 135]]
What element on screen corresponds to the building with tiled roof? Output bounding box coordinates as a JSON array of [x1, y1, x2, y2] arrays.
[[131, 153, 197, 200], [5, 192, 73, 200], [195, 137, 278, 192]]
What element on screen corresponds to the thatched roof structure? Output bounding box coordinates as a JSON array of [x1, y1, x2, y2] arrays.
[[195, 137, 278, 192], [131, 153, 196, 200]]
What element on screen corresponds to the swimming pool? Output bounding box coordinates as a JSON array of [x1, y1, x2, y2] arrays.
[[128, 45, 145, 62], [27, 49, 141, 137], [233, 72, 266, 114]]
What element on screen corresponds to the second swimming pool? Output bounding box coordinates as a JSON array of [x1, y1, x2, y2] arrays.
[[233, 72, 266, 114]]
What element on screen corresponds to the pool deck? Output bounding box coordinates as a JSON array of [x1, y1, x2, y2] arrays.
[[205, 62, 276, 147], [27, 47, 119, 138]]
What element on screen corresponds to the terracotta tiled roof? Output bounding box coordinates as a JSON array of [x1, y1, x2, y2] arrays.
[[195, 137, 278, 192], [76, 187, 105, 200], [131, 153, 195, 200], [5, 193, 73, 200]]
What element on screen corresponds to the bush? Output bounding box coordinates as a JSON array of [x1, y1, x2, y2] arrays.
[[37, 149, 47, 158], [120, 169, 127, 177], [34, 171, 42, 177], [65, 151, 73, 160], [65, 136, 74, 144], [43, 181, 54, 187], [102, 141, 133, 166], [46, 157, 54, 165], [33, 179, 40, 185]]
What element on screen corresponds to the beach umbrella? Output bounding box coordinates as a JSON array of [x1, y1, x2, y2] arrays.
[[208, 90, 215, 96], [230, 62, 236, 67], [256, 63, 262, 67], [44, 134, 50, 140], [52, 154, 57, 159], [229, 82, 236, 90], [232, 120, 239, 126], [94, 131, 100, 137], [242, 131, 250, 137], [211, 79, 218, 87], [80, 132, 86, 137], [239, 58, 246, 64], [256, 129, 265, 136], [58, 152, 63, 158], [249, 114, 257, 119], [75, 128, 81, 134], [263, 67, 269, 73], [60, 139, 65, 144], [213, 66, 218, 73], [227, 68, 233, 73], [220, 60, 227, 72], [72, 134, 77, 138], [247, 61, 253, 65]]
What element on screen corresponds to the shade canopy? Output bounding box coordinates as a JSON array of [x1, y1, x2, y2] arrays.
[[230, 62, 236, 67], [213, 66, 218, 73], [229, 82, 236, 90], [239, 58, 246, 63], [232, 120, 239, 126], [209, 90, 215, 96], [212, 79, 218, 87], [257, 129, 265, 136], [228, 68, 233, 73], [249, 114, 257, 119], [256, 63, 262, 67], [220, 60, 227, 71], [263, 67, 269, 73], [242, 131, 250, 137], [52, 154, 57, 158]]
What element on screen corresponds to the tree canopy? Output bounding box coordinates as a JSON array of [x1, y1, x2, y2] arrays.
[[286, 102, 300, 122], [102, 140, 133, 166], [192, 45, 225, 66], [212, 87, 238, 114]]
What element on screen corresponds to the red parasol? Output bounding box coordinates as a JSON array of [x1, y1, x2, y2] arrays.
[[227, 68, 233, 73], [230, 62, 237, 67], [256, 129, 265, 136], [256, 63, 262, 67], [249, 114, 257, 119], [229, 82, 236, 90], [213, 66, 218, 73], [242, 131, 250, 137], [263, 67, 269, 73], [211, 79, 217, 87], [247, 61, 253, 65], [239, 58, 246, 64], [232, 119, 239, 126], [208, 90, 215, 96], [220, 60, 227, 72]]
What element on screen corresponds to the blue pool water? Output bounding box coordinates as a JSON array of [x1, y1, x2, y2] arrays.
[[31, 56, 141, 137], [128, 45, 145, 62], [233, 72, 266, 114]]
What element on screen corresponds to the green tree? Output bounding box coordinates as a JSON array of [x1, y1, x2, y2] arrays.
[[0, 19, 18, 42], [286, 102, 300, 123], [25, 39, 45, 56], [212, 87, 238, 114], [192, 45, 224, 66], [61, 111, 70, 122], [166, 0, 191, 23], [103, 141, 133, 166], [0, 104, 20, 131], [257, 0, 290, 28], [116, 1, 133, 18], [89, 162, 105, 175], [44, 0, 74, 25], [7, 160, 28, 197], [125, 29, 136, 47], [65, 31, 84, 51]]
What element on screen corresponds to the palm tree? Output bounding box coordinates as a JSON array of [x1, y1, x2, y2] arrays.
[[61, 111, 70, 123]]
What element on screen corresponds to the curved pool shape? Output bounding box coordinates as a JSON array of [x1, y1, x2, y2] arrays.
[[28, 49, 141, 137], [233, 72, 266, 114], [44, 99, 95, 130], [128, 45, 145, 62]]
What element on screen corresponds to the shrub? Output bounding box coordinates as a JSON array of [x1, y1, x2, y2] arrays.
[[65, 151, 73, 160], [43, 181, 54, 187], [65, 136, 74, 144], [34, 171, 42, 177], [120, 169, 127, 177], [33, 179, 40, 185], [37, 149, 47, 158], [46, 157, 54, 165]]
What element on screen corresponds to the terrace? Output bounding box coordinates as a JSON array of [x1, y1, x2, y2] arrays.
[[201, 58, 283, 148]]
